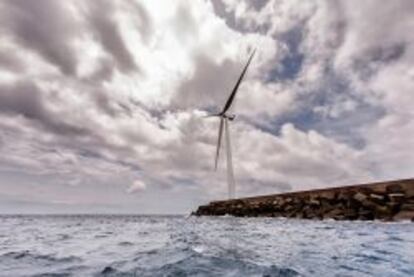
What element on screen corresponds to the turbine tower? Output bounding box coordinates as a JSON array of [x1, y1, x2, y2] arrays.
[[207, 50, 255, 199]]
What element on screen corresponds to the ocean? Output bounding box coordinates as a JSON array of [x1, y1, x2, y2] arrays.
[[0, 215, 413, 276]]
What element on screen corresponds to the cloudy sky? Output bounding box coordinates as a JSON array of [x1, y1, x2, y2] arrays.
[[0, 0, 413, 214]]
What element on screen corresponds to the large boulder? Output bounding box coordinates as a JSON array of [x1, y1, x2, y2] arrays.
[[386, 184, 404, 193], [388, 193, 405, 203], [343, 209, 359, 220], [358, 209, 374, 220], [353, 192, 368, 202], [393, 210, 414, 221], [401, 203, 414, 211], [374, 205, 393, 219], [369, 193, 387, 205]]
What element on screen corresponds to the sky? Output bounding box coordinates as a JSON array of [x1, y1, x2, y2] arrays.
[[0, 0, 413, 214]]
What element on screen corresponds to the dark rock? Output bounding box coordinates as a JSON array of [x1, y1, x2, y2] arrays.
[[358, 209, 375, 220], [370, 193, 385, 200], [102, 266, 116, 274], [374, 205, 393, 219], [359, 187, 374, 195], [405, 187, 414, 198], [347, 198, 362, 209], [353, 192, 367, 202], [401, 203, 414, 211], [369, 193, 387, 205], [359, 199, 376, 210], [388, 193, 405, 203], [337, 192, 348, 201], [387, 184, 404, 193], [193, 178, 414, 221], [393, 210, 414, 221], [333, 215, 346, 220], [309, 198, 320, 206], [319, 199, 333, 210], [324, 208, 344, 219], [318, 191, 336, 201], [343, 209, 359, 220]]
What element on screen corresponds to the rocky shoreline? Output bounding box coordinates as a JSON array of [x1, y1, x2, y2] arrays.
[[193, 179, 414, 221]]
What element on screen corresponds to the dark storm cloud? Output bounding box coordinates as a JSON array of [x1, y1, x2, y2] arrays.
[[85, 58, 116, 83], [0, 81, 87, 136], [211, 0, 271, 34], [350, 43, 406, 81], [267, 27, 304, 82], [369, 44, 406, 63], [1, 0, 79, 75], [210, 0, 238, 31], [0, 0, 149, 77], [249, 0, 269, 11], [90, 88, 118, 117], [87, 1, 139, 73], [88, 87, 135, 118], [0, 51, 23, 72], [129, 1, 153, 43]]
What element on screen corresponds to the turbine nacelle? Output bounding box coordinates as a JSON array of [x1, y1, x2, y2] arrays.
[[223, 114, 236, 121], [204, 113, 235, 121]]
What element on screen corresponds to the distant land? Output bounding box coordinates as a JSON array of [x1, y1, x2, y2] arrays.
[[194, 179, 414, 221]]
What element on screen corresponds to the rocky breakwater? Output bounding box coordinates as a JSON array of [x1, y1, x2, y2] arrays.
[[194, 179, 414, 221]]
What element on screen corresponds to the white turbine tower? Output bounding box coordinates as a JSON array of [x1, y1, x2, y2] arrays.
[[206, 50, 256, 199]]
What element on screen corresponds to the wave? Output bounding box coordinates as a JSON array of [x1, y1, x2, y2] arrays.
[[1, 251, 81, 264], [97, 253, 300, 277], [0, 215, 413, 276]]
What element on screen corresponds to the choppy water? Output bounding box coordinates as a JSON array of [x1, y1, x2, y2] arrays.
[[0, 215, 413, 276]]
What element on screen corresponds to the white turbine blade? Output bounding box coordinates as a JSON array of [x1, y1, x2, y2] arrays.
[[214, 118, 224, 170], [225, 119, 236, 199]]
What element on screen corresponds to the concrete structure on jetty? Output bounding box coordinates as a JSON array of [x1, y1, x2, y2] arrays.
[[194, 179, 414, 221]]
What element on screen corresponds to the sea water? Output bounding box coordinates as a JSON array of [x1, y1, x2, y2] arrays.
[[0, 215, 413, 276]]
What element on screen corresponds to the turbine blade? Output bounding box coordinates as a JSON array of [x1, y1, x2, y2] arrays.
[[224, 119, 235, 199], [214, 118, 224, 170], [203, 113, 220, 118], [221, 49, 256, 114]]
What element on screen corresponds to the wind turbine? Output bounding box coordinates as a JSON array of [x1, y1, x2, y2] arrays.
[[206, 50, 256, 199]]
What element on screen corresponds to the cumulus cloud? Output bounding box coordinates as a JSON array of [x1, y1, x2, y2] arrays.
[[127, 180, 147, 193], [0, 0, 81, 75], [86, 0, 142, 73], [0, 0, 412, 213]]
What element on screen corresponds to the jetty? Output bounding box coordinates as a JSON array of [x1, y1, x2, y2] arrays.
[[193, 179, 414, 221]]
